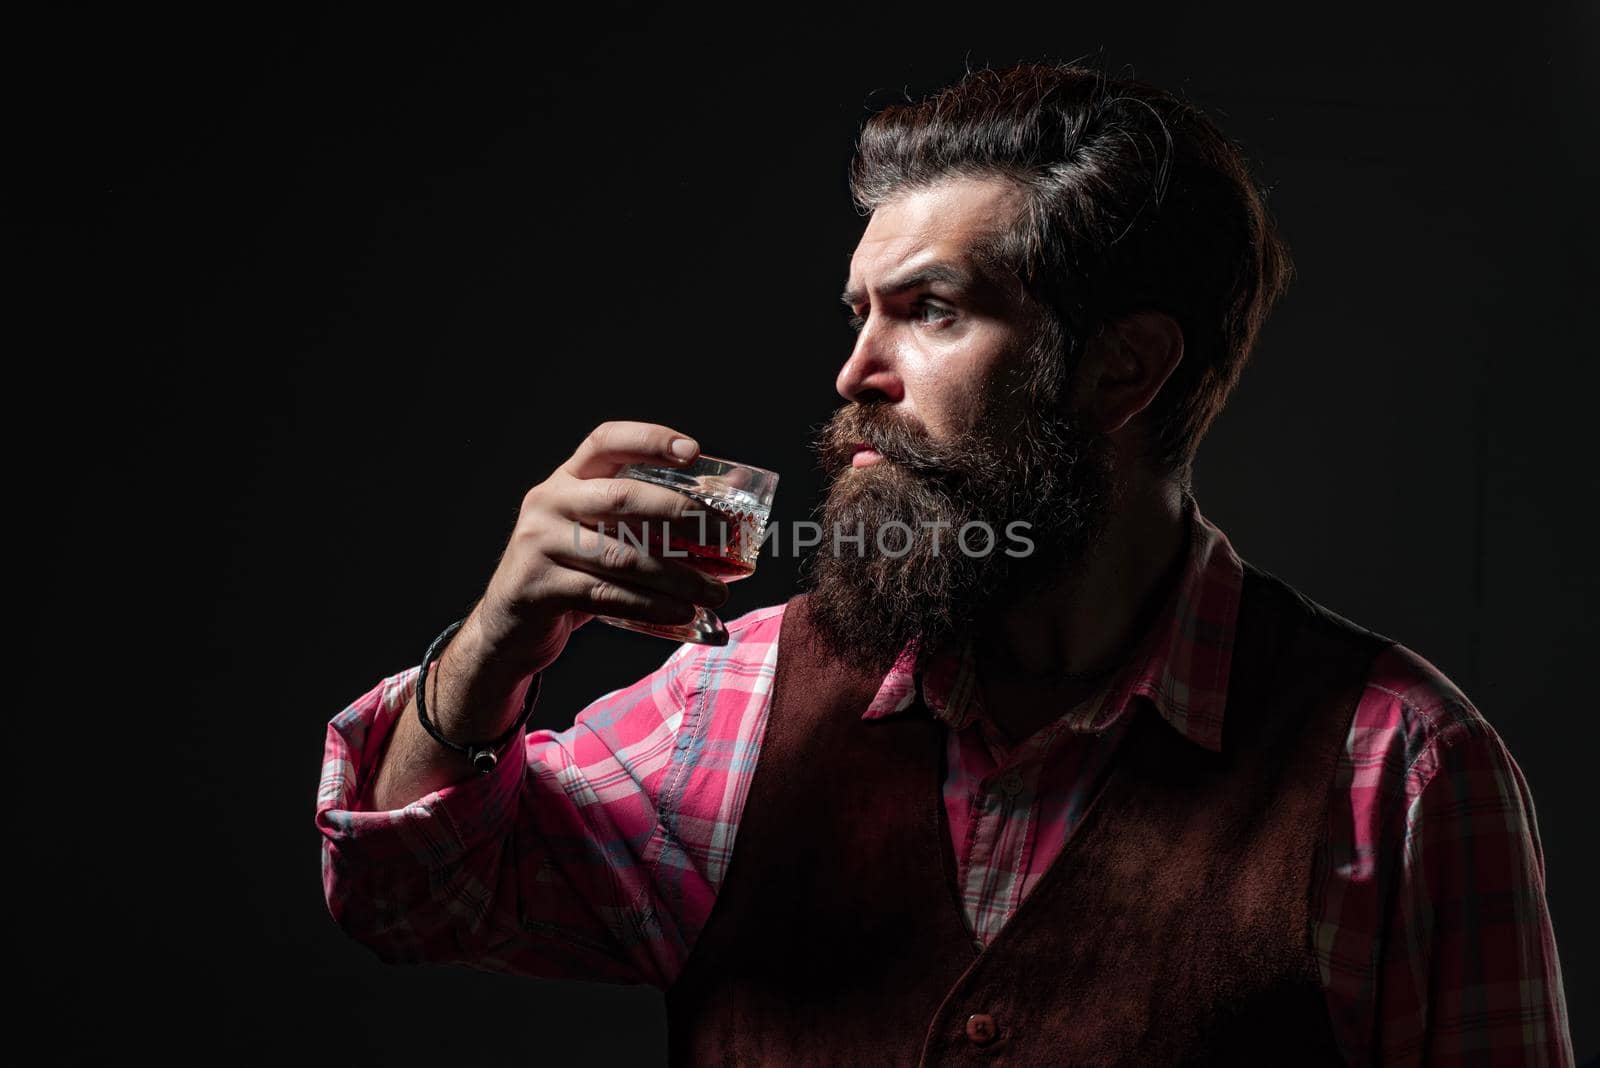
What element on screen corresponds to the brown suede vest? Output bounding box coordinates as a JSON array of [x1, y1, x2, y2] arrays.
[[664, 562, 1392, 1066]]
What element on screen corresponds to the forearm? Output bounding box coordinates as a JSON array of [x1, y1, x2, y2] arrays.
[[367, 615, 538, 811], [315, 643, 703, 983]]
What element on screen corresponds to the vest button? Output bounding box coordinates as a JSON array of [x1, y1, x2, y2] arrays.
[[965, 1012, 998, 1045]]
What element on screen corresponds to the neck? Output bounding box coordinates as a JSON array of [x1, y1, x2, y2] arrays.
[[973, 476, 1190, 740]]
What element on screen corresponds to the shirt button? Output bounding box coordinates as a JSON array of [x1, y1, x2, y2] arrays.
[[996, 770, 1023, 796], [965, 1012, 998, 1045]]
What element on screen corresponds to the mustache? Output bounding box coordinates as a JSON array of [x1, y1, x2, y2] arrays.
[[817, 402, 968, 476]]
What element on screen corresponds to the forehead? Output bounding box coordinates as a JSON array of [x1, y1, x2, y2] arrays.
[[846, 176, 1025, 290]]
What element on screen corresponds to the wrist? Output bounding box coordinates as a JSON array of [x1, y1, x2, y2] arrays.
[[462, 599, 562, 682], [415, 617, 542, 775], [433, 616, 536, 738]]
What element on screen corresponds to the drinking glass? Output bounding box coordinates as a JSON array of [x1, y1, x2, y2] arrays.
[[594, 454, 778, 646]]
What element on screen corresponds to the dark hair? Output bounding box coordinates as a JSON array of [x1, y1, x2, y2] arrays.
[[848, 60, 1294, 483]]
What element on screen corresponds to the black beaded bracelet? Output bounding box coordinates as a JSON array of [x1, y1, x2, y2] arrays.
[[415, 617, 540, 774]]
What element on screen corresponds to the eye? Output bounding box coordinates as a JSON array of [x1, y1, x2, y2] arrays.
[[914, 299, 955, 327], [845, 299, 954, 334]]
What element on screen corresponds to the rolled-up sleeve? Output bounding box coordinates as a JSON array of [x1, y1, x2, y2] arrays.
[[315, 641, 704, 985]]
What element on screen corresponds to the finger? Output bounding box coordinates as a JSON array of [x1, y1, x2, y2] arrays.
[[562, 479, 733, 543], [547, 567, 701, 626], [545, 524, 729, 608], [561, 421, 699, 480]]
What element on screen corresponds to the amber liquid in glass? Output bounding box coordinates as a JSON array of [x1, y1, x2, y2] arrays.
[[644, 492, 765, 580]]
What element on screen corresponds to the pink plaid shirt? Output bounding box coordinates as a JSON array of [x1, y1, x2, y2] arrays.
[[317, 499, 1572, 1065]]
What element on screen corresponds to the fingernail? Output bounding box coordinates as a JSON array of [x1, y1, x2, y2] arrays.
[[670, 438, 698, 459]]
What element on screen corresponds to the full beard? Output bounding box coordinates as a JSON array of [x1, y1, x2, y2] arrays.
[[801, 366, 1118, 673]]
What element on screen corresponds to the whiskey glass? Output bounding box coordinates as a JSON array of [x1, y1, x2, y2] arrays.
[[594, 454, 778, 646]]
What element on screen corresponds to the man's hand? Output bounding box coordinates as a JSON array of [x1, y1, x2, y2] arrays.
[[465, 420, 731, 684], [367, 421, 728, 810]]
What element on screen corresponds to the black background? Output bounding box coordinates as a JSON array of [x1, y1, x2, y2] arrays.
[[19, 4, 1597, 1063]]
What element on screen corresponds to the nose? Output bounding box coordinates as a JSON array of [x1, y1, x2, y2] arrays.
[[835, 323, 905, 404]]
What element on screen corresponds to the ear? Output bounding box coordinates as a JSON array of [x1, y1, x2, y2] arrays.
[[1080, 311, 1185, 436]]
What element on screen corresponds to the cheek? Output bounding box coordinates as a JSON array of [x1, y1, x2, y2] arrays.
[[904, 354, 1011, 441]]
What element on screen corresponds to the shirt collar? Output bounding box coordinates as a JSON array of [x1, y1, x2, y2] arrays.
[[861, 492, 1242, 753]]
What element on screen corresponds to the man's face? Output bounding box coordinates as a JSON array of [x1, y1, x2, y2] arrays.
[[835, 176, 1036, 446], [805, 176, 1118, 669]]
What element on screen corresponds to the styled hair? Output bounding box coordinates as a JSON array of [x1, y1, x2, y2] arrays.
[[848, 60, 1294, 482]]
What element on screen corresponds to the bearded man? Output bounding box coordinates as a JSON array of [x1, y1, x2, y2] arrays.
[[316, 62, 1572, 1065]]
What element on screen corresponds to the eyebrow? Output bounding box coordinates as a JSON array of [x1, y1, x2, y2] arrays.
[[839, 262, 977, 310]]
